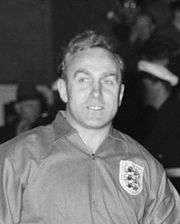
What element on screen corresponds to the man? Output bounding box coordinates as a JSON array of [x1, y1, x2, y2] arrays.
[[15, 82, 45, 134], [137, 60, 180, 192], [0, 30, 180, 223], [0, 82, 45, 143]]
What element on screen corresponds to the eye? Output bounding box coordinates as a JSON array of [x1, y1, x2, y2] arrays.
[[102, 77, 116, 86], [104, 79, 114, 85], [75, 72, 90, 84], [78, 77, 90, 83]]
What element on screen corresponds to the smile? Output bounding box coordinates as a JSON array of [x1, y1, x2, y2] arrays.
[[87, 106, 103, 111]]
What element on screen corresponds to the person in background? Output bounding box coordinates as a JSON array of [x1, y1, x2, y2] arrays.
[[129, 13, 155, 45], [137, 60, 180, 192], [127, 12, 156, 70], [113, 26, 162, 139], [145, 0, 172, 28], [0, 30, 180, 224], [152, 1, 180, 55], [0, 82, 45, 143], [33, 81, 66, 127]]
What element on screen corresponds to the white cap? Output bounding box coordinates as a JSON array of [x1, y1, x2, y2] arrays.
[[138, 60, 179, 86]]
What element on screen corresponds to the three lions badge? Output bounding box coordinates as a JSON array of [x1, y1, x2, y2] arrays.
[[119, 160, 144, 195]]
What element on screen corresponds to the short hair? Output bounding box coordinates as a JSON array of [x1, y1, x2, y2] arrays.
[[58, 30, 124, 80]]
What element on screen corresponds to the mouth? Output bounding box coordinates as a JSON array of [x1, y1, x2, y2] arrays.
[[87, 105, 104, 111]]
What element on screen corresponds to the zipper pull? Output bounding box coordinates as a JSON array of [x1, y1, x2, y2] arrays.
[[91, 153, 95, 160]]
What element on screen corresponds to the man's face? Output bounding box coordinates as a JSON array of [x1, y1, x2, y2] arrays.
[[18, 99, 41, 122], [58, 47, 124, 130]]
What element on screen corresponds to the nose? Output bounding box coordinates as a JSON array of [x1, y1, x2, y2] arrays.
[[91, 81, 102, 98]]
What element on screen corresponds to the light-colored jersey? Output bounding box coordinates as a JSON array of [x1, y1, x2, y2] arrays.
[[0, 111, 180, 223]]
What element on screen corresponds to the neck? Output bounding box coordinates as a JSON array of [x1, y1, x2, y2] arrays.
[[65, 112, 111, 153], [78, 126, 111, 153]]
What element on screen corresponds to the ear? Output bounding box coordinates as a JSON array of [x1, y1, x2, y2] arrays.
[[118, 84, 125, 106], [57, 78, 68, 103]]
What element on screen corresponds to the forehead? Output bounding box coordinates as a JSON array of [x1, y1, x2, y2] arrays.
[[20, 99, 40, 106], [65, 47, 121, 76]]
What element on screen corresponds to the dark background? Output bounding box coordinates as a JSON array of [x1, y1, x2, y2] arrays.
[[0, 0, 157, 85], [0, 0, 119, 85]]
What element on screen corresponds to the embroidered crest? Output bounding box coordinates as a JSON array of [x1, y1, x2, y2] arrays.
[[119, 160, 144, 195]]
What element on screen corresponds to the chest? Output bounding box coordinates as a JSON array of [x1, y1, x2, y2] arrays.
[[22, 150, 147, 224]]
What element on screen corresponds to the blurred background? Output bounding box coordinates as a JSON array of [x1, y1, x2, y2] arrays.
[[0, 0, 174, 83], [0, 0, 141, 125], [0, 0, 179, 127]]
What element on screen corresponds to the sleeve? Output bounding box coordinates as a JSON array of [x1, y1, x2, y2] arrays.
[[0, 150, 23, 223], [0, 137, 46, 224], [143, 167, 180, 224]]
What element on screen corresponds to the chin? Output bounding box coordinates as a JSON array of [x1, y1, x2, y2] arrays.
[[82, 119, 112, 129]]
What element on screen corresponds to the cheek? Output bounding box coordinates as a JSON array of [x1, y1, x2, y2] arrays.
[[104, 91, 120, 108], [105, 87, 119, 100], [68, 85, 89, 101], [26, 107, 36, 115], [33, 106, 41, 115]]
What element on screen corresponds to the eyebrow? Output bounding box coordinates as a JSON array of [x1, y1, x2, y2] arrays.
[[103, 73, 121, 82], [73, 69, 90, 79], [103, 73, 119, 78]]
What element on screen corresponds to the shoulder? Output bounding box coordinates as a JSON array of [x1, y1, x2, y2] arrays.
[[110, 128, 165, 179], [0, 124, 55, 165], [110, 128, 154, 158]]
